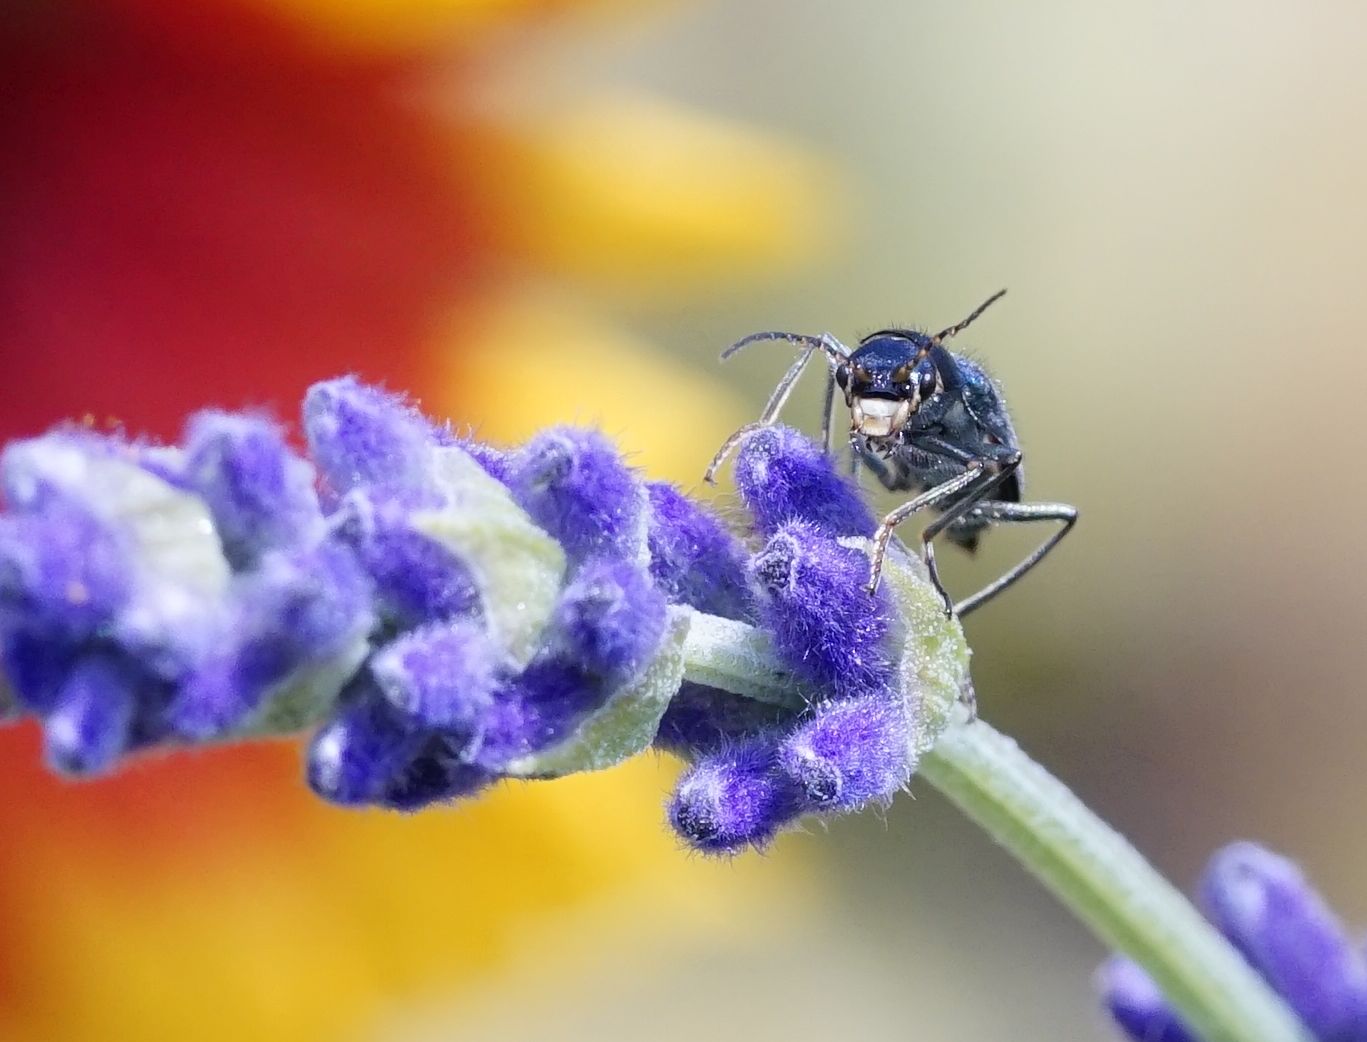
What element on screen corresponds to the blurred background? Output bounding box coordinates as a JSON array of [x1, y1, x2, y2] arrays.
[[3, 1, 1365, 1039]]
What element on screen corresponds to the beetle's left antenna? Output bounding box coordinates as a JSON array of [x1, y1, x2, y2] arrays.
[[935, 289, 1007, 342]]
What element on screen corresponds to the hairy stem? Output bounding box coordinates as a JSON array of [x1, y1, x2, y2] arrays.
[[681, 623, 1313, 1042], [919, 720, 1312, 1042]]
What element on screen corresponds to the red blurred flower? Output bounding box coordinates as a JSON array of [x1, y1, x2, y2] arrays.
[[0, 0, 490, 440]]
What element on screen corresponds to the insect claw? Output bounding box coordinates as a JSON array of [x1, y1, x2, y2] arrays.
[[863, 558, 884, 596]]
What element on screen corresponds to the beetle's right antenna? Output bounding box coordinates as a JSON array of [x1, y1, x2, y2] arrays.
[[935, 289, 1007, 342]]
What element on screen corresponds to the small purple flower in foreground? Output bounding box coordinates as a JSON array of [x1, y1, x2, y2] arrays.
[[733, 423, 875, 538], [507, 427, 646, 565], [1098, 841, 1367, 1042], [0, 385, 942, 852], [668, 738, 803, 854], [644, 480, 752, 621], [750, 519, 896, 701], [1097, 957, 1197, 1042]]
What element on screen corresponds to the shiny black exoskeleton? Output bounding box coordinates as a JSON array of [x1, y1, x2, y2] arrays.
[[707, 290, 1076, 618]]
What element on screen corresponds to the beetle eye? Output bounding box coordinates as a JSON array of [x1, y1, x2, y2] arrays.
[[835, 365, 849, 390], [917, 364, 939, 400]]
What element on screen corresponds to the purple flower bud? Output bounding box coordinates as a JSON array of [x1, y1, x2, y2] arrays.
[[553, 557, 666, 680], [734, 425, 875, 538], [0, 494, 131, 640], [654, 682, 794, 757], [667, 737, 802, 854], [507, 428, 645, 564], [472, 660, 605, 770], [1200, 842, 1367, 1040], [750, 521, 895, 702], [307, 679, 426, 806], [1096, 956, 1196, 1042], [2, 626, 78, 713], [371, 621, 500, 730], [381, 734, 495, 810], [182, 411, 322, 569], [43, 652, 139, 776], [169, 544, 373, 738], [303, 377, 439, 494], [331, 489, 479, 629], [778, 695, 909, 810], [645, 482, 752, 620]]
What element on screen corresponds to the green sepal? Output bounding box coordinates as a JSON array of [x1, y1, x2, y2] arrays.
[[505, 608, 692, 778], [839, 539, 973, 758], [413, 447, 567, 668]]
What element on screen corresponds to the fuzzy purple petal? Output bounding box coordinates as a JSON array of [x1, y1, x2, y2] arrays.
[[331, 489, 479, 629], [371, 620, 500, 730], [507, 428, 645, 564], [303, 377, 439, 495], [734, 425, 875, 537], [169, 544, 373, 738], [381, 734, 495, 811], [1, 626, 78, 714], [0, 495, 131, 640], [472, 660, 605, 770], [553, 557, 666, 680], [668, 736, 803, 854], [307, 679, 426, 806], [654, 682, 796, 757], [183, 411, 322, 569], [1200, 842, 1367, 1040], [750, 521, 896, 701], [778, 695, 910, 810], [645, 481, 752, 620], [43, 652, 139, 776]]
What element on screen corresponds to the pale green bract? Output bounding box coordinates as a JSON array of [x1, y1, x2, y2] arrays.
[[5, 442, 231, 654], [867, 540, 973, 758], [414, 446, 567, 668], [506, 608, 692, 778]]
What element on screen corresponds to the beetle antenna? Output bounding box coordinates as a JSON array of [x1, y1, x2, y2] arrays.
[[721, 330, 849, 366], [935, 289, 1007, 342]]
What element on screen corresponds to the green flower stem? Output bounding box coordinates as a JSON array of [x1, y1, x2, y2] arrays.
[[680, 619, 1314, 1042], [920, 720, 1313, 1042]]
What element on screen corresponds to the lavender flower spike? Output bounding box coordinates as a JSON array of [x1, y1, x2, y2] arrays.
[[13, 380, 1313, 1040], [0, 379, 974, 860]]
